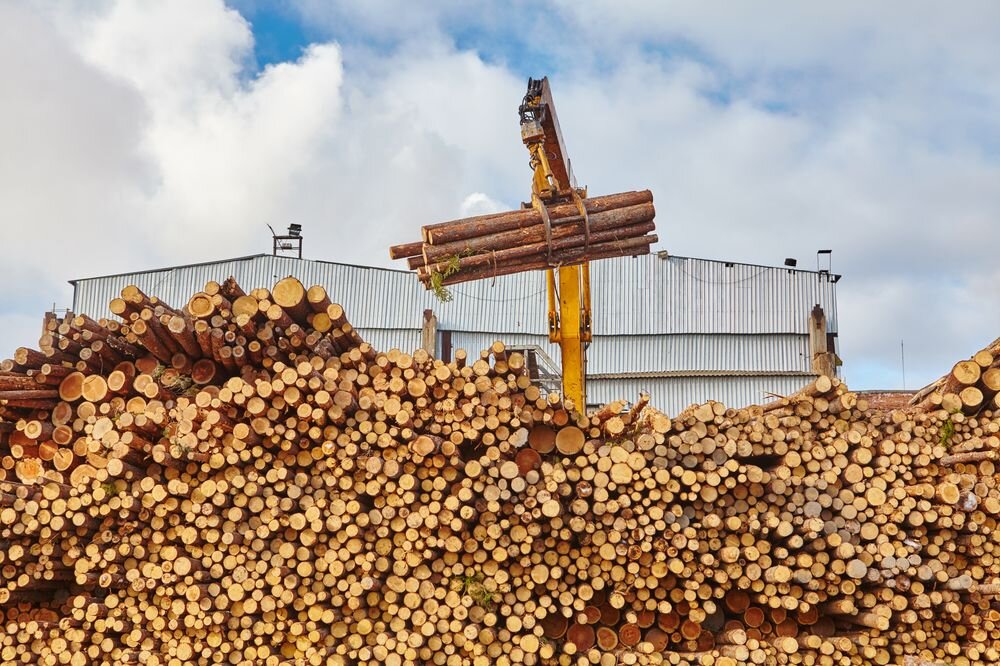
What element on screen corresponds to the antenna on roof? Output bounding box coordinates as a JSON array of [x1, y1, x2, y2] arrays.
[[269, 224, 303, 259], [901, 339, 906, 390], [816, 249, 832, 274]]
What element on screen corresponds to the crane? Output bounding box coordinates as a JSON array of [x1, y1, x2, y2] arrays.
[[389, 76, 655, 411], [518, 77, 592, 410]]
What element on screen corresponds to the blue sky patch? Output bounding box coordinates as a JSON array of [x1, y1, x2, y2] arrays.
[[238, 2, 311, 69]]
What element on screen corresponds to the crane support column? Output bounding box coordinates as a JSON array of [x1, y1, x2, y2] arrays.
[[549, 265, 587, 409], [558, 265, 585, 408]]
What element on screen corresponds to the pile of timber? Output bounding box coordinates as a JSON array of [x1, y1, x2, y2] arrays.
[[389, 190, 657, 288], [1, 277, 1000, 666], [908, 338, 1000, 414]]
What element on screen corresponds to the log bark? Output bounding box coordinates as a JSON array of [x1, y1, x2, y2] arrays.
[[420, 201, 655, 264], [415, 218, 656, 274], [419, 189, 652, 245], [422, 233, 657, 287]]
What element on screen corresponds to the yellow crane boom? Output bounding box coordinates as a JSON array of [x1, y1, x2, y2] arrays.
[[518, 77, 592, 410]]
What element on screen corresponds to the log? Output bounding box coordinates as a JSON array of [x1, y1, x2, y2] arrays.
[[419, 202, 655, 265], [983, 367, 1000, 392], [424, 233, 657, 288], [419, 189, 652, 245], [555, 426, 585, 455], [388, 240, 424, 260], [391, 190, 657, 290], [411, 217, 656, 273], [271, 276, 311, 325]]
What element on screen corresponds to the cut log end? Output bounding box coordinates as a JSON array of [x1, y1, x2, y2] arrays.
[[187, 293, 215, 318], [555, 425, 585, 455], [58, 372, 86, 402], [272, 276, 307, 309]]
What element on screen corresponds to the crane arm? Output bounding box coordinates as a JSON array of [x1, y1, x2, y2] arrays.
[[519, 77, 592, 411]]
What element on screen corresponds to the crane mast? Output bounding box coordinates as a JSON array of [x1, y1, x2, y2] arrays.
[[518, 78, 592, 410], [389, 75, 656, 411]]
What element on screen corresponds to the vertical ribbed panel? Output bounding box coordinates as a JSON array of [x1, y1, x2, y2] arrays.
[[70, 254, 838, 401], [591, 255, 838, 335], [446, 332, 559, 362], [587, 375, 817, 415], [71, 254, 549, 334], [586, 334, 811, 374], [73, 254, 838, 336], [354, 329, 423, 355]]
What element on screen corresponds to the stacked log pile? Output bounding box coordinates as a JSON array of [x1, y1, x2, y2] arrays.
[[908, 338, 1000, 414], [1, 277, 1000, 665], [389, 191, 657, 290]]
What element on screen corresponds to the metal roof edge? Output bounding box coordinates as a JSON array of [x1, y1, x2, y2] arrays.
[[589, 370, 819, 379], [650, 252, 842, 280], [68, 251, 842, 286], [69, 254, 271, 285], [438, 329, 810, 337]]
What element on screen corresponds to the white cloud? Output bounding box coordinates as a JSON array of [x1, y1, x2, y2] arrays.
[[0, 1, 524, 352], [0, 3, 154, 337], [1, 1, 999, 394], [144, 43, 345, 256], [79, 0, 252, 111], [554, 2, 1000, 74], [460, 193, 507, 218]]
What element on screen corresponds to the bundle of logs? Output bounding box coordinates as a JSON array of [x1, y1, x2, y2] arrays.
[[389, 190, 657, 290], [908, 339, 1000, 414], [1, 276, 1000, 666]]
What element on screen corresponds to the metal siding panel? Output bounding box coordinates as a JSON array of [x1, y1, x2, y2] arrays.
[[71, 255, 837, 385], [447, 332, 558, 361], [74, 254, 838, 336], [587, 375, 817, 415], [585, 334, 811, 374], [590, 255, 838, 335], [356, 329, 423, 355]]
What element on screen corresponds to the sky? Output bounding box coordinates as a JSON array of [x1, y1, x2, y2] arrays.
[[1, 1, 999, 391]]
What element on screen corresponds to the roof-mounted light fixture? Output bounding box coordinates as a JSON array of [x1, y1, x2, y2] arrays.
[[269, 224, 304, 259]]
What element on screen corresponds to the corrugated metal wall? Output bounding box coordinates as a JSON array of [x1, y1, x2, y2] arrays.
[[73, 254, 838, 336], [356, 329, 424, 356], [73, 255, 550, 335], [592, 255, 839, 334], [586, 375, 820, 413], [448, 332, 810, 374], [586, 333, 811, 374], [71, 253, 838, 414]]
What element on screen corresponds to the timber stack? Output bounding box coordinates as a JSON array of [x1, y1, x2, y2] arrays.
[[1, 276, 1000, 666], [388, 190, 657, 289], [907, 338, 1000, 414]]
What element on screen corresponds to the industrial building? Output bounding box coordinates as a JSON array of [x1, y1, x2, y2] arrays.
[[70, 252, 840, 414]]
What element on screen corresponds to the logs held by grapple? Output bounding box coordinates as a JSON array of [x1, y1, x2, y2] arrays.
[[389, 190, 657, 288]]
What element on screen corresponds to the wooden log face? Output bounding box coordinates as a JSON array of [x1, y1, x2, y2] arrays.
[[555, 425, 585, 455], [528, 425, 556, 453]]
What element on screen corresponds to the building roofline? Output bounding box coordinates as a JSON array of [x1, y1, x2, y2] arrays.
[[589, 370, 819, 379], [69, 251, 843, 285], [69, 254, 270, 285]]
